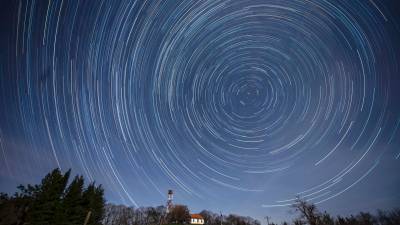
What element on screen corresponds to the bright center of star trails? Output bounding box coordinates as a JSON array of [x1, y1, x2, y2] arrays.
[[0, 0, 399, 221]]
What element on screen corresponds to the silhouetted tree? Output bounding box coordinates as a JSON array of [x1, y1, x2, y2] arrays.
[[291, 197, 321, 225], [27, 169, 71, 225], [61, 175, 85, 225], [200, 210, 213, 225], [82, 182, 105, 225], [167, 205, 191, 224], [376, 209, 400, 225], [147, 206, 165, 225], [319, 211, 334, 225]]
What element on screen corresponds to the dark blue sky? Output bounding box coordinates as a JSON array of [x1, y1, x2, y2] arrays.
[[1, 0, 400, 223]]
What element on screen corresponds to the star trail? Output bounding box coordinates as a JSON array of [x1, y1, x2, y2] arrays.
[[0, 0, 399, 221]]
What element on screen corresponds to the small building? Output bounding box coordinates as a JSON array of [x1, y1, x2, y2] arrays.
[[190, 214, 204, 225]]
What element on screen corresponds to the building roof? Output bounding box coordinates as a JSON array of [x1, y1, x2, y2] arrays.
[[191, 214, 204, 219]]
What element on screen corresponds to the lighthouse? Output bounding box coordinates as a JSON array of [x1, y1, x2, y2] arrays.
[[166, 189, 173, 213]]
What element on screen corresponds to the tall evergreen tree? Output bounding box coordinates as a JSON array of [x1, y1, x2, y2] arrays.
[[60, 175, 85, 225], [82, 183, 105, 225], [28, 169, 71, 225]]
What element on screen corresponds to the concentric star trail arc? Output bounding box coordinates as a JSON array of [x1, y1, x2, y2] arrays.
[[0, 0, 399, 219]]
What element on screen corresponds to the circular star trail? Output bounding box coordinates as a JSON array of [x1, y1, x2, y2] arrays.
[[1, 0, 400, 214]]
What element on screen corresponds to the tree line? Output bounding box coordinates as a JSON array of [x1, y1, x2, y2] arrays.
[[103, 201, 400, 225], [0, 169, 104, 225], [280, 198, 400, 225], [0, 169, 399, 225], [103, 204, 261, 225]]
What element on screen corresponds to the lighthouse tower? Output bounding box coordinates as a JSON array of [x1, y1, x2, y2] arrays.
[[166, 190, 173, 213]]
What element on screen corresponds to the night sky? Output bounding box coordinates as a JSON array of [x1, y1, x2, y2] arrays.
[[0, 0, 400, 222]]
